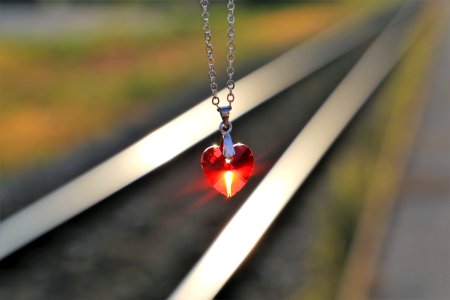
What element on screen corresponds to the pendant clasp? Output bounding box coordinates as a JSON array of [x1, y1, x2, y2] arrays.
[[217, 105, 232, 130]]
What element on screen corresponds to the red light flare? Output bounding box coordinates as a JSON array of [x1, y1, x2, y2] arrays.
[[201, 144, 254, 198]]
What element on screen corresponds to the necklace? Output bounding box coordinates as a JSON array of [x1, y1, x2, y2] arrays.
[[199, 0, 254, 198]]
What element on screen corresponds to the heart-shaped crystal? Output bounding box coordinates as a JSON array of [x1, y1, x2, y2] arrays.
[[201, 143, 254, 198]]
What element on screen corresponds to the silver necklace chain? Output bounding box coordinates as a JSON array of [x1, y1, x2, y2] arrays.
[[200, 0, 236, 108]]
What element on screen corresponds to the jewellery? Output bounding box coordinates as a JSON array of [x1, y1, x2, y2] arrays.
[[199, 0, 254, 198]]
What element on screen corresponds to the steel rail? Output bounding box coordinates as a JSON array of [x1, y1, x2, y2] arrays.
[[169, 3, 421, 300], [0, 6, 393, 260]]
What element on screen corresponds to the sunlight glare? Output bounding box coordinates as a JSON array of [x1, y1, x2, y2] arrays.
[[224, 171, 233, 198]]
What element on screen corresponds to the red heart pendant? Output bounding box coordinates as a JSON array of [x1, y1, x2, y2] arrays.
[[201, 143, 254, 198]]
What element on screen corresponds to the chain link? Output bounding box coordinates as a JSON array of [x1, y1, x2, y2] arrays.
[[200, 0, 236, 108]]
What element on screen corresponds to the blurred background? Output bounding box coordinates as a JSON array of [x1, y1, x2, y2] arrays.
[[0, 0, 449, 299], [0, 0, 350, 177]]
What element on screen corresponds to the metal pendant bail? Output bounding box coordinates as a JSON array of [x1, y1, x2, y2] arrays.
[[217, 105, 232, 130], [219, 121, 235, 159]]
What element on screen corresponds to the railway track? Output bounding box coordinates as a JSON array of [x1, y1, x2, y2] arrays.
[[0, 2, 429, 299]]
